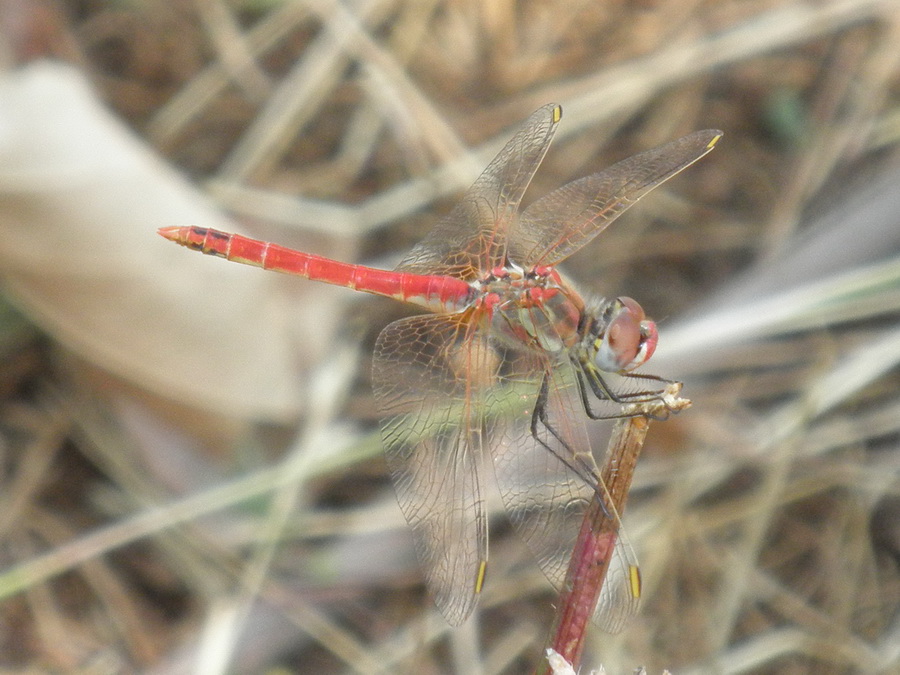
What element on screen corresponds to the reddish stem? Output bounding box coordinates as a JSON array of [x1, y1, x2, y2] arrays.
[[538, 414, 651, 673]]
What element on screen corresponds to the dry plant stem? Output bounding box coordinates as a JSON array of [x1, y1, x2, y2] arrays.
[[539, 415, 648, 673], [539, 386, 690, 674]]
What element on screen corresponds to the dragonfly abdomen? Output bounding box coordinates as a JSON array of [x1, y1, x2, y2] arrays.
[[158, 226, 474, 313]]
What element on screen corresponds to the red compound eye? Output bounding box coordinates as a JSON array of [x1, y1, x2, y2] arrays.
[[594, 297, 657, 372]]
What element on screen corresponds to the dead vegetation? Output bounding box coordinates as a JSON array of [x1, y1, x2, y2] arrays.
[[0, 0, 898, 672]]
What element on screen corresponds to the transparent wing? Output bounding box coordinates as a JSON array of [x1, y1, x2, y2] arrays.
[[396, 104, 562, 280], [594, 525, 641, 634], [489, 347, 641, 633], [488, 350, 592, 587], [513, 129, 722, 268], [372, 313, 497, 626]]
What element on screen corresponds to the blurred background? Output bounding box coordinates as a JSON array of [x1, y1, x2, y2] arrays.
[[0, 0, 899, 673]]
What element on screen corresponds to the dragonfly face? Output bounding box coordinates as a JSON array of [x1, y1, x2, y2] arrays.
[[561, 295, 664, 421], [585, 296, 658, 374]]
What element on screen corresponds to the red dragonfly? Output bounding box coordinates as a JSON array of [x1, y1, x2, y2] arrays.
[[160, 104, 720, 630]]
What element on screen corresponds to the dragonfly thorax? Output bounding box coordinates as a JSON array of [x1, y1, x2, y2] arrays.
[[476, 262, 585, 353]]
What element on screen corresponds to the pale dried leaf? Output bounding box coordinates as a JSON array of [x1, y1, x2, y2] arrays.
[[0, 62, 304, 420]]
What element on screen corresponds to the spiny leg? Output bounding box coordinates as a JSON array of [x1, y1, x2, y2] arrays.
[[529, 372, 614, 518], [576, 364, 676, 421]]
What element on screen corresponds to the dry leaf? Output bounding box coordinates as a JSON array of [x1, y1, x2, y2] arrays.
[[0, 62, 307, 420]]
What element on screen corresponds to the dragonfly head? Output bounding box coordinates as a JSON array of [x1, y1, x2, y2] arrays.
[[590, 297, 658, 373]]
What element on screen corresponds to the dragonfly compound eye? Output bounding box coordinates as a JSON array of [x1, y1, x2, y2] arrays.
[[593, 297, 657, 372]]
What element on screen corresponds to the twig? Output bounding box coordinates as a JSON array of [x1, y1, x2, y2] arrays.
[[539, 383, 691, 673]]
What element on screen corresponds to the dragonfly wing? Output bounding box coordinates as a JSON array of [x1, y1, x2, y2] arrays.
[[490, 350, 641, 633], [372, 313, 497, 626], [593, 526, 641, 634], [397, 104, 562, 280], [490, 351, 594, 588], [513, 129, 722, 267]]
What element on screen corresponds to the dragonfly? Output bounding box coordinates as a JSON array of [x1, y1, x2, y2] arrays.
[[160, 104, 721, 630]]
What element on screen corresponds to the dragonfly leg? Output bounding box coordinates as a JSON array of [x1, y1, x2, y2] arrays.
[[530, 372, 613, 519], [576, 364, 676, 421]]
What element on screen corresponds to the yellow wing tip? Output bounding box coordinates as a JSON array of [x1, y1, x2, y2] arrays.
[[475, 560, 488, 594], [552, 104, 562, 123], [628, 564, 642, 600], [707, 131, 724, 150]]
